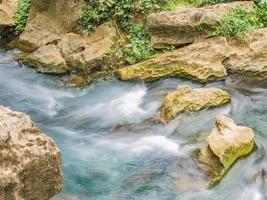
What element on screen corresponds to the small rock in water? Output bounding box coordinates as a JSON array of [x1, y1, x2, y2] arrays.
[[196, 115, 255, 186], [0, 106, 63, 199], [160, 85, 231, 123]]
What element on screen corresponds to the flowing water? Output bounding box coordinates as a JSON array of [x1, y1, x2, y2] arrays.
[[0, 48, 267, 200]]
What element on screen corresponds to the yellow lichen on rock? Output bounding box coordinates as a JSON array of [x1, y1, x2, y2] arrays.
[[160, 85, 231, 122], [197, 115, 255, 186]]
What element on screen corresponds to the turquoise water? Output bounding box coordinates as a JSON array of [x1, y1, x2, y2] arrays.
[[0, 49, 266, 200]]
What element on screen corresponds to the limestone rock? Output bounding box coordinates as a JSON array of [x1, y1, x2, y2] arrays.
[[160, 85, 230, 122], [58, 23, 116, 74], [23, 44, 69, 74], [19, 22, 116, 76], [115, 37, 232, 82], [0, 0, 17, 27], [223, 28, 267, 79], [12, 0, 82, 52], [116, 28, 267, 82], [147, 1, 254, 48], [0, 106, 63, 199], [197, 115, 255, 186]]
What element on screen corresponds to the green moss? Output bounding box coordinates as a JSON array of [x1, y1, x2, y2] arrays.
[[14, 0, 31, 34]]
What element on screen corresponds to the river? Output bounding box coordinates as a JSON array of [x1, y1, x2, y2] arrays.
[[0, 48, 266, 200]]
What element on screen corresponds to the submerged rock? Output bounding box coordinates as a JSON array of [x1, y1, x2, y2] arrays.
[[160, 85, 230, 122], [197, 115, 255, 186], [0, 106, 63, 199], [147, 1, 254, 48], [116, 28, 267, 82], [22, 44, 68, 74]]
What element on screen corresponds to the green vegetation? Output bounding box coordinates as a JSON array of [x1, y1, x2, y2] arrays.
[[80, 0, 267, 64], [215, 3, 267, 37], [14, 0, 31, 34], [80, 0, 182, 64], [189, 0, 227, 7]]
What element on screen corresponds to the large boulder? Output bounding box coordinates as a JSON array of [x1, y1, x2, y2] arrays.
[[147, 1, 254, 48], [0, 0, 17, 27], [116, 28, 267, 82], [0, 106, 63, 199], [160, 85, 231, 122], [223, 28, 267, 78], [197, 115, 255, 186], [12, 0, 82, 52], [115, 37, 232, 82], [58, 23, 116, 74], [22, 44, 69, 74], [0, 0, 17, 40], [20, 23, 116, 76]]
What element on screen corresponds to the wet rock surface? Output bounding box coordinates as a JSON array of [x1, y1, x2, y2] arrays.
[[22, 44, 68, 74], [197, 115, 255, 186], [0, 106, 63, 200], [116, 28, 267, 82], [160, 85, 231, 123]]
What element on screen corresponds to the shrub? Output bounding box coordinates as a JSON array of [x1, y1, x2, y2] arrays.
[[80, 0, 171, 64], [214, 3, 267, 37], [189, 0, 227, 7], [14, 0, 31, 34]]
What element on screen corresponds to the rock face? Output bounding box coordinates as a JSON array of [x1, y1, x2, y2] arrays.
[[115, 37, 231, 82], [147, 1, 254, 48], [0, 106, 63, 199], [0, 0, 17, 27], [160, 85, 231, 122], [22, 44, 69, 74], [12, 0, 82, 52], [223, 28, 267, 78], [20, 23, 116, 75], [197, 115, 255, 186], [0, 0, 17, 40], [58, 23, 116, 74], [116, 28, 267, 82]]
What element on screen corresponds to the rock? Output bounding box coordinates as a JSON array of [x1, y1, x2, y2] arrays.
[[58, 23, 116, 74], [223, 28, 267, 79], [11, 0, 82, 52], [0, 106, 63, 199], [115, 37, 231, 82], [116, 28, 267, 82], [0, 0, 17, 41], [22, 44, 69, 74], [20, 23, 116, 76], [0, 0, 17, 27], [147, 1, 254, 48], [160, 85, 230, 122], [197, 115, 255, 186]]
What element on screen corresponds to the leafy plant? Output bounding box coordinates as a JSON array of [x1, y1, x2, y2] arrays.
[[214, 4, 267, 37], [14, 0, 31, 34], [80, 0, 173, 64], [188, 0, 227, 7]]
